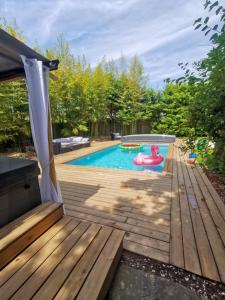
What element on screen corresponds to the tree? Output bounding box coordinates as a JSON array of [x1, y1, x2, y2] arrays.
[[116, 57, 146, 134], [177, 0, 225, 174], [0, 21, 29, 152], [152, 83, 194, 136]]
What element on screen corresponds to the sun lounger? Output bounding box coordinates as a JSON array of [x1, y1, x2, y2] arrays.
[[53, 136, 90, 154]]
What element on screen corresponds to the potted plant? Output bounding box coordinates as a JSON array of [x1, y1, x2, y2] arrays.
[[186, 136, 197, 164], [196, 137, 209, 164], [180, 131, 198, 164]]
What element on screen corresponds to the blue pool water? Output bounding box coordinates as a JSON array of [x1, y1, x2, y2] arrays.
[[66, 144, 169, 173]]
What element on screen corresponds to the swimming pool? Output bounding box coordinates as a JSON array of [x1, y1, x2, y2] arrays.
[[65, 144, 169, 173]]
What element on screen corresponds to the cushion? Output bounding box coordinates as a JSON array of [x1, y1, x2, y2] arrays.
[[81, 138, 89, 143], [53, 138, 61, 143], [61, 142, 73, 148], [70, 136, 83, 142]]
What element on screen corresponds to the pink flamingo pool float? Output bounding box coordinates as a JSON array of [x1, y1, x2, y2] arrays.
[[133, 144, 164, 166]]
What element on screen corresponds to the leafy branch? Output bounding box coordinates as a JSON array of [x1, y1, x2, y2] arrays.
[[194, 1, 225, 41]]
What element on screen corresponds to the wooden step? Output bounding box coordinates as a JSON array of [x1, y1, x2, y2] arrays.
[[0, 201, 63, 269], [1, 217, 125, 300]]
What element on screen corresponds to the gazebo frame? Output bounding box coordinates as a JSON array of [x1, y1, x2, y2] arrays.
[[0, 28, 60, 201], [0, 28, 59, 81]]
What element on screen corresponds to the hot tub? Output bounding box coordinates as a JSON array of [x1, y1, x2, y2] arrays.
[[0, 156, 41, 227]]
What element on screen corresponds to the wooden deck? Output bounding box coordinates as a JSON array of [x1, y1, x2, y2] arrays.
[[56, 141, 225, 284], [0, 215, 124, 300], [170, 146, 225, 283], [0, 201, 63, 269]]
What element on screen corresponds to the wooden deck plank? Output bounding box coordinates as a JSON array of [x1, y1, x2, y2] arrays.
[[64, 199, 170, 221], [54, 227, 113, 300], [123, 240, 169, 263], [0, 201, 53, 238], [130, 208, 170, 221], [64, 198, 170, 225], [65, 196, 134, 212], [1, 218, 79, 299], [126, 218, 170, 234], [57, 166, 171, 182], [0, 216, 72, 287], [60, 184, 170, 197], [59, 171, 171, 181], [64, 197, 170, 220], [32, 223, 101, 300], [0, 202, 61, 250], [65, 203, 127, 223], [59, 170, 172, 181], [180, 151, 220, 281], [1, 213, 124, 300], [131, 206, 170, 216], [59, 172, 171, 184], [0, 202, 63, 269], [170, 145, 184, 269], [61, 188, 171, 207], [59, 177, 171, 191], [66, 209, 170, 242], [76, 230, 124, 300], [187, 163, 225, 282], [176, 148, 201, 275], [124, 232, 169, 253], [60, 180, 171, 196], [60, 184, 171, 204], [192, 167, 225, 245], [59, 173, 172, 185], [196, 165, 225, 221], [57, 165, 171, 180], [11, 221, 90, 300], [61, 185, 171, 200], [62, 191, 171, 215]]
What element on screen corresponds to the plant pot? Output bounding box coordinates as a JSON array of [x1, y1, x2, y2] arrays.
[[187, 158, 196, 164], [188, 152, 197, 159], [187, 152, 197, 164]]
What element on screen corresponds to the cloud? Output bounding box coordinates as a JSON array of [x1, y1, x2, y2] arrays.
[[1, 0, 213, 89]]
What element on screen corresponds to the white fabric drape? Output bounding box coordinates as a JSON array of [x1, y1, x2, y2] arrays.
[[21, 56, 62, 203]]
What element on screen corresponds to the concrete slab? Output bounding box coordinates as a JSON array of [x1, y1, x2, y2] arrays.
[[107, 265, 205, 300]]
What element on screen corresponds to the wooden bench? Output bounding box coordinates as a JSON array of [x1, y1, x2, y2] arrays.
[[0, 216, 124, 300], [0, 201, 63, 269]]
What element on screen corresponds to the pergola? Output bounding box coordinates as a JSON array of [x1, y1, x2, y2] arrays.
[[0, 28, 62, 203]]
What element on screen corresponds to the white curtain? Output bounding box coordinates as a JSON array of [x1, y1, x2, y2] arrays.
[[21, 56, 62, 203]]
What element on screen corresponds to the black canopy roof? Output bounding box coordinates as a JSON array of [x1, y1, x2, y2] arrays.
[[0, 28, 59, 82]]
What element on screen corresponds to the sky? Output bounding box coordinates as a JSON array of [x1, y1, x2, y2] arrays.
[[1, 0, 213, 89]]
